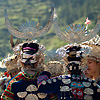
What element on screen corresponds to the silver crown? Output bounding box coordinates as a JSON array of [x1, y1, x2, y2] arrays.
[[53, 8, 100, 43], [4, 5, 54, 39], [81, 35, 100, 62]]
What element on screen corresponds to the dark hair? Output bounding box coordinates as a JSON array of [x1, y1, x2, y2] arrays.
[[66, 46, 82, 61], [22, 42, 39, 55], [66, 46, 81, 54]]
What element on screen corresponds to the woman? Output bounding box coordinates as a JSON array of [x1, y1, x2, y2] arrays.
[[81, 36, 100, 84]]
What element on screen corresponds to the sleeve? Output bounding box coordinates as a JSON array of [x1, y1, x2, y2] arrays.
[[37, 71, 51, 86], [92, 81, 100, 100], [48, 93, 59, 100], [1, 89, 14, 100], [1, 72, 23, 100], [37, 71, 61, 93], [1, 77, 16, 100]]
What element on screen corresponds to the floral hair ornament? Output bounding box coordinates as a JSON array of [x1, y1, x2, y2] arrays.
[[53, 8, 100, 43], [84, 17, 91, 35]]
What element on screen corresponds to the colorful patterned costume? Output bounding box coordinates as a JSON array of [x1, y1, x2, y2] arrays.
[[38, 45, 100, 100], [38, 72, 100, 100], [1, 5, 59, 100], [1, 71, 58, 100], [81, 36, 100, 92], [1, 42, 58, 100]]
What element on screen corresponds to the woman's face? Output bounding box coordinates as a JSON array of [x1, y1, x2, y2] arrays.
[[87, 59, 100, 76]]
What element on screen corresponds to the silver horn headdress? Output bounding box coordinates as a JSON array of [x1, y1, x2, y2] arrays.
[[4, 5, 54, 39], [53, 8, 100, 43]]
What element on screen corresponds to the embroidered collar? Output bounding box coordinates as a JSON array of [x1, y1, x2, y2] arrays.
[[22, 71, 40, 80]]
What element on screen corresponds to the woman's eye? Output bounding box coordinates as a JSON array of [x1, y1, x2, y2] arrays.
[[88, 61, 92, 64]]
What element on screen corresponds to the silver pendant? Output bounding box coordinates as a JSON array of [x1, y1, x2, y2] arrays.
[[60, 86, 70, 92], [84, 88, 94, 95], [62, 79, 71, 84], [17, 92, 27, 98], [82, 82, 91, 87], [97, 88, 100, 92], [88, 78, 92, 82], [47, 79, 52, 84], [25, 94, 38, 100], [53, 79, 57, 82], [84, 95, 93, 100], [26, 85, 38, 92], [42, 80, 46, 85], [37, 93, 47, 99], [93, 82, 97, 86], [62, 75, 66, 79], [58, 76, 62, 80], [84, 77, 87, 80]]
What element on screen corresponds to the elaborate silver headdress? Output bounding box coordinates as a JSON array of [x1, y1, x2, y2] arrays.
[[4, 5, 54, 39], [81, 35, 100, 68], [53, 9, 100, 43], [4, 5, 54, 72], [44, 49, 64, 77], [56, 43, 91, 71], [1, 54, 21, 73]]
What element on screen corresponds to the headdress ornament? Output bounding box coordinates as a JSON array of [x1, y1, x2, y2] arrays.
[[44, 49, 64, 77], [0, 36, 22, 76], [81, 35, 100, 67], [21, 42, 42, 64], [1, 54, 21, 74], [9, 39, 45, 73], [53, 9, 100, 43], [4, 5, 54, 72], [4, 5, 54, 39], [56, 43, 91, 71], [54, 8, 100, 71]]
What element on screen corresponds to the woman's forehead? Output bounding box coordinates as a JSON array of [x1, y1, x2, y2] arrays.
[[87, 59, 96, 62]]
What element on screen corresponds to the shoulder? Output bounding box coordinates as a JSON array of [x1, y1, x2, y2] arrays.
[[82, 77, 94, 83], [49, 74, 70, 80], [11, 71, 24, 82], [82, 77, 99, 91], [6, 72, 24, 91], [56, 74, 70, 79]]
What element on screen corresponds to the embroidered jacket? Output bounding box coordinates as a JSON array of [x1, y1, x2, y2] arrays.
[[1, 71, 58, 100], [38, 72, 100, 100]]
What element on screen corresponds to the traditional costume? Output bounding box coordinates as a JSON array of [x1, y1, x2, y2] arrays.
[[38, 44, 100, 100], [0, 36, 23, 99], [37, 8, 100, 100], [1, 5, 58, 100], [81, 36, 100, 86]]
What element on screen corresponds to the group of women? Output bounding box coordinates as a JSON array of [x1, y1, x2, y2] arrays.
[[0, 5, 100, 100]]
